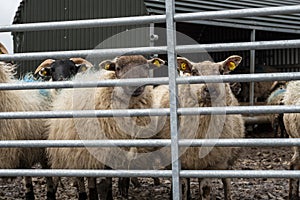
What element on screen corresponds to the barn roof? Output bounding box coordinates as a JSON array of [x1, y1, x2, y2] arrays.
[[144, 0, 300, 34]]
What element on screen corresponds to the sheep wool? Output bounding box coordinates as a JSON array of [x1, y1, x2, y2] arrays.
[[47, 60, 161, 171], [283, 80, 300, 199], [0, 62, 48, 169]]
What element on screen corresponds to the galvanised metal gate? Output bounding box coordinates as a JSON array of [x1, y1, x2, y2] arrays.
[[1, 1, 300, 199]]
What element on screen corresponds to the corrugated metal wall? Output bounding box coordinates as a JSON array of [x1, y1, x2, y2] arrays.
[[151, 22, 300, 75], [13, 0, 149, 76], [13, 0, 300, 76]]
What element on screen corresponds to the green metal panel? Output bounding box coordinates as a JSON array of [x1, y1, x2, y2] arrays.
[[13, 0, 149, 76]]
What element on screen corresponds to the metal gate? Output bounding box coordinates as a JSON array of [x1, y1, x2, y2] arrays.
[[1, 1, 300, 199]]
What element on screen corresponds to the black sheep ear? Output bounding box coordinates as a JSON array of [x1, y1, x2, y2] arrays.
[[99, 60, 116, 71]]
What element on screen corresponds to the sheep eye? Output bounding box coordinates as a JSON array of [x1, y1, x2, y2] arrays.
[[191, 69, 198, 76], [115, 66, 121, 71]]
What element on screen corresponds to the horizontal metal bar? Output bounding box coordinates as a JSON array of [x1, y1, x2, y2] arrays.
[[1, 39, 300, 61], [0, 140, 170, 148], [177, 39, 300, 53], [0, 169, 299, 179], [0, 47, 167, 61], [0, 109, 168, 119], [174, 5, 300, 21], [9, 42, 300, 68], [0, 15, 166, 32], [1, 138, 300, 148], [179, 105, 300, 115], [181, 170, 300, 179], [1, 5, 299, 33], [0, 105, 298, 119], [0, 72, 299, 90], [0, 169, 171, 178]]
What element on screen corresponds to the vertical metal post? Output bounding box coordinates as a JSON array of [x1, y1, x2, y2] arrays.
[[165, 0, 181, 199], [249, 29, 256, 106], [149, 22, 157, 78]]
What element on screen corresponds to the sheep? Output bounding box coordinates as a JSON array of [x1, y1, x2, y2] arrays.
[[46, 55, 165, 200], [266, 81, 287, 138], [152, 55, 245, 200], [0, 61, 56, 200], [34, 57, 94, 199], [237, 65, 279, 103], [283, 81, 300, 200]]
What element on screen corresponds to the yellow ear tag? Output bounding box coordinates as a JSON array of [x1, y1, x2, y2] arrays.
[[228, 62, 236, 71], [153, 60, 161, 67], [105, 63, 110, 70], [41, 70, 47, 76], [81, 66, 87, 71], [181, 63, 187, 70]]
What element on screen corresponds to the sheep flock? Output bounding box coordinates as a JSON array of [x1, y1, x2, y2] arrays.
[[0, 42, 300, 200]]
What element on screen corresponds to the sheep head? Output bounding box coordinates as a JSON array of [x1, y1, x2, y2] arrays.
[[99, 55, 165, 97], [177, 55, 242, 104], [34, 58, 93, 81]]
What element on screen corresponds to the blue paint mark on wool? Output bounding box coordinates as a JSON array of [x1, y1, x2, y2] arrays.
[[21, 73, 50, 97]]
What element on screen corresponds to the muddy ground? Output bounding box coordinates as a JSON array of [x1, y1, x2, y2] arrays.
[[0, 123, 292, 200]]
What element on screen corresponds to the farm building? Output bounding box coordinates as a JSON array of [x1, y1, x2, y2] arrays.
[[12, 0, 300, 77], [2, 1, 300, 199]]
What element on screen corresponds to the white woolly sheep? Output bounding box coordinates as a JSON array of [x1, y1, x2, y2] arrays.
[[266, 81, 287, 138], [46, 55, 165, 199], [283, 81, 300, 199], [34, 57, 94, 199], [0, 61, 55, 200], [152, 55, 245, 200]]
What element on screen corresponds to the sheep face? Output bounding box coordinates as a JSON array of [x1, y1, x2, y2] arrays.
[[99, 55, 164, 97], [34, 58, 92, 81], [177, 55, 242, 104]]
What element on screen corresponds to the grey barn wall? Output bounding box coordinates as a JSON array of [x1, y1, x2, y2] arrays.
[[12, 0, 300, 77], [12, 0, 150, 77]]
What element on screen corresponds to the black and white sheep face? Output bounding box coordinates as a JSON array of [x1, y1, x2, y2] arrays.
[[34, 58, 92, 81], [99, 55, 165, 97], [177, 55, 242, 104]]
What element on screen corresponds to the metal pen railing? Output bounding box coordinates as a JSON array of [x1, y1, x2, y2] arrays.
[[0, 2, 300, 199]]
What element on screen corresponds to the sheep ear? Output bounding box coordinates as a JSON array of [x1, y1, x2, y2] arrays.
[[34, 59, 55, 75], [148, 58, 165, 68], [76, 64, 88, 72], [70, 58, 93, 68], [99, 60, 116, 71], [39, 67, 52, 77], [177, 57, 193, 74], [220, 55, 242, 74], [0, 42, 9, 54]]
